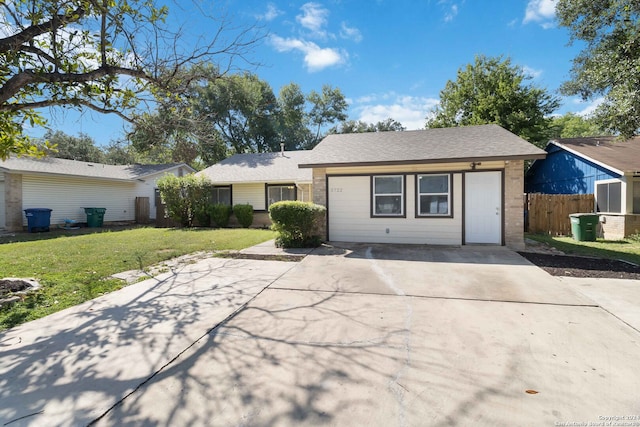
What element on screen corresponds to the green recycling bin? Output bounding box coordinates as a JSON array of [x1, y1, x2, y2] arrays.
[[569, 213, 599, 242], [84, 207, 106, 227]]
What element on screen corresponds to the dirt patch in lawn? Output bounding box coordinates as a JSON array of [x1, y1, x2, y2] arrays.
[[518, 252, 640, 280]]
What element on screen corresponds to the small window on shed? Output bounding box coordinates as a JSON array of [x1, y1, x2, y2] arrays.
[[596, 181, 622, 213]]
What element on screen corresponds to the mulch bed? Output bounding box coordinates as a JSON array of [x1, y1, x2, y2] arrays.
[[518, 252, 640, 280]]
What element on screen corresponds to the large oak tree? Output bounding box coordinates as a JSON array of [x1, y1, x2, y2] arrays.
[[426, 55, 560, 147], [0, 0, 260, 159], [557, 0, 640, 138]]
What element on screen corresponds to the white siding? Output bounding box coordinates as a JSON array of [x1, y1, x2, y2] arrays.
[[328, 174, 463, 245], [232, 183, 265, 210], [22, 174, 136, 227], [134, 168, 185, 219]]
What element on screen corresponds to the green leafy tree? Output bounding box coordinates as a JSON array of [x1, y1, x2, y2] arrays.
[[277, 83, 313, 150], [41, 130, 105, 163], [549, 113, 610, 139], [307, 85, 348, 148], [426, 55, 560, 147], [330, 118, 406, 134], [557, 0, 640, 138], [103, 140, 138, 165], [0, 1, 260, 159], [195, 72, 281, 154]]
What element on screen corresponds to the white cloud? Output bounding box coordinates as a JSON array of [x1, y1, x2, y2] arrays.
[[572, 97, 605, 117], [522, 65, 543, 79], [270, 35, 346, 72], [354, 93, 440, 130], [340, 22, 362, 43], [258, 3, 282, 21], [444, 4, 459, 22], [523, 0, 557, 26], [296, 2, 329, 37]]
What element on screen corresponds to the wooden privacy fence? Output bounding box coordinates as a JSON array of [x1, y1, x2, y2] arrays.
[[525, 193, 595, 236]]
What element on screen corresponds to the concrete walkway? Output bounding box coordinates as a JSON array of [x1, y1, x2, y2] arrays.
[[0, 256, 296, 426], [1, 242, 640, 426]]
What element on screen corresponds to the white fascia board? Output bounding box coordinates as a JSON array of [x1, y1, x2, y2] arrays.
[[550, 140, 626, 176]]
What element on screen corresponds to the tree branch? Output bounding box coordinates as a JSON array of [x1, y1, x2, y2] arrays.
[[0, 5, 87, 54], [0, 66, 150, 105]]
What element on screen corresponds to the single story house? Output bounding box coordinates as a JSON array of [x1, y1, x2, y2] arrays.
[[525, 136, 640, 239], [0, 156, 194, 231], [299, 124, 546, 250], [196, 150, 312, 227]]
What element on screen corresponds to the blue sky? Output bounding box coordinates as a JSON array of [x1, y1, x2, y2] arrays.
[[31, 0, 599, 146]]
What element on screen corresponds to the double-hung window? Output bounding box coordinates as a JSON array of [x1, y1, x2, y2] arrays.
[[212, 186, 231, 206], [372, 175, 404, 216], [417, 174, 451, 216]]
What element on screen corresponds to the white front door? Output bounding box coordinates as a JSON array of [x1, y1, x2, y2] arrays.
[[465, 171, 502, 244]]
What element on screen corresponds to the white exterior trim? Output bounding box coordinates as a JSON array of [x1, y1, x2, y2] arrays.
[[550, 141, 626, 176]]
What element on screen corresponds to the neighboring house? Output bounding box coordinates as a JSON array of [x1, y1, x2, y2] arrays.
[[196, 150, 312, 227], [525, 136, 640, 239], [299, 124, 546, 250], [0, 156, 194, 231]]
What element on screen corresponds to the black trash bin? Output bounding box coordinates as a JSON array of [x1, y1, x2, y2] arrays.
[[24, 208, 52, 233], [84, 207, 107, 227]]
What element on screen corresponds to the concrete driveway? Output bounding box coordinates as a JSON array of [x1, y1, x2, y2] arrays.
[[2, 243, 639, 426]]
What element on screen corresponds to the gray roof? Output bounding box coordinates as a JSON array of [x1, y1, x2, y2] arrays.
[[0, 156, 194, 181], [299, 124, 546, 168], [550, 136, 640, 174], [197, 151, 312, 184]]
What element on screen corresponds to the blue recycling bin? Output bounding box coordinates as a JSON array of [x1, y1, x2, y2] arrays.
[[24, 208, 52, 233]]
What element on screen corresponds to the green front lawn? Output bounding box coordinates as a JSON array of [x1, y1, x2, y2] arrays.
[[526, 233, 640, 265], [0, 227, 275, 330]]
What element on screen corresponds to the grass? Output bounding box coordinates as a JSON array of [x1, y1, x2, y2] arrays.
[[0, 227, 275, 330], [526, 233, 640, 265]]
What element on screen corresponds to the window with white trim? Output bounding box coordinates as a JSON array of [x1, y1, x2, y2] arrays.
[[372, 175, 404, 216], [633, 179, 640, 214], [417, 174, 450, 216], [596, 180, 622, 213]]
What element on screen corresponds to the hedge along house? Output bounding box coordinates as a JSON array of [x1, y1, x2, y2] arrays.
[[525, 136, 640, 239], [196, 150, 312, 227], [299, 124, 546, 250], [0, 156, 194, 231]]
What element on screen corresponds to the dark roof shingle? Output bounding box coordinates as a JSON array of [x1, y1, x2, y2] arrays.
[[299, 124, 546, 168], [551, 136, 640, 174]]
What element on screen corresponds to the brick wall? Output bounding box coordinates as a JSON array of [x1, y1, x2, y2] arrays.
[[312, 168, 327, 240], [504, 160, 525, 251], [599, 214, 640, 240]]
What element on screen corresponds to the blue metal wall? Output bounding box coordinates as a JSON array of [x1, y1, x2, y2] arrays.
[[525, 144, 620, 194]]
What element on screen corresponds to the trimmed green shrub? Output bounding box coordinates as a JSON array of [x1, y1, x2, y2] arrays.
[[157, 174, 213, 227], [210, 203, 232, 228], [233, 204, 254, 228], [269, 201, 326, 248]]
